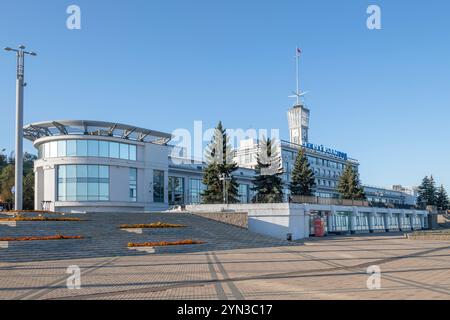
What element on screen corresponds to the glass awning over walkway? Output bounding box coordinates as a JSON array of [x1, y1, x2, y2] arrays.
[[23, 120, 173, 145]]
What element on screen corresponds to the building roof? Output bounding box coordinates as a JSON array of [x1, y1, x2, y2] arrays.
[[23, 120, 173, 145]]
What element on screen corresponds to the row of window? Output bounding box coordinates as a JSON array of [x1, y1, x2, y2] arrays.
[[57, 165, 110, 202], [282, 151, 346, 170], [367, 197, 402, 204], [283, 173, 337, 189], [58, 165, 138, 202], [284, 161, 343, 179], [39, 140, 137, 161], [167, 177, 252, 205]]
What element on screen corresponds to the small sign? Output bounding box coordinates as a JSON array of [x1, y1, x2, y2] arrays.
[[128, 246, 155, 254]]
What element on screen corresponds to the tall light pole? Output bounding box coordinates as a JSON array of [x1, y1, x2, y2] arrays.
[[4, 45, 37, 211], [219, 173, 231, 204]]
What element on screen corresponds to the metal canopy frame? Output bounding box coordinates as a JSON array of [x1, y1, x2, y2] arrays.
[[23, 120, 172, 145]]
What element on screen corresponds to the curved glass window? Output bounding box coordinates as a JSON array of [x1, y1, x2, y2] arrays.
[[39, 140, 137, 161], [58, 165, 109, 202]]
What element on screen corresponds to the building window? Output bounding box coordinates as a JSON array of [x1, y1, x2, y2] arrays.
[[120, 143, 129, 160], [189, 178, 205, 204], [169, 176, 185, 205], [57, 165, 109, 202], [129, 145, 137, 161], [57, 141, 66, 157], [153, 170, 165, 203], [87, 140, 99, 157], [38, 140, 137, 161], [239, 184, 250, 203], [67, 140, 76, 157], [129, 168, 137, 202]]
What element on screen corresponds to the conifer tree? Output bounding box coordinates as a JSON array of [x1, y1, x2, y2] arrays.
[[201, 122, 239, 204], [436, 184, 449, 211], [337, 163, 366, 200], [417, 175, 437, 208], [290, 148, 315, 197], [252, 137, 284, 203]]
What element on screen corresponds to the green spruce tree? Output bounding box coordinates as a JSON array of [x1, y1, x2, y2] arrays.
[[201, 122, 239, 204], [417, 176, 437, 208], [337, 163, 366, 200], [252, 137, 284, 203], [436, 185, 449, 211], [290, 147, 316, 197]]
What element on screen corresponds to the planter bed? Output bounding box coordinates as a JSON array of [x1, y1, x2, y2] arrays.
[[0, 217, 82, 222], [128, 239, 205, 247], [3, 210, 65, 215], [119, 222, 185, 229], [0, 235, 84, 242]]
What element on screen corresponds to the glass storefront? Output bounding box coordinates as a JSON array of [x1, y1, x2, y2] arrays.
[[353, 213, 369, 231], [372, 213, 385, 230], [412, 215, 422, 229], [386, 215, 400, 230], [129, 168, 137, 202], [189, 178, 205, 204], [169, 176, 185, 205], [239, 184, 250, 203], [329, 212, 350, 233], [153, 170, 165, 203], [39, 140, 137, 161], [401, 215, 412, 230], [57, 165, 109, 201]]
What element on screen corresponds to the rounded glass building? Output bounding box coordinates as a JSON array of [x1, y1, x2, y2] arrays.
[[24, 120, 172, 212]]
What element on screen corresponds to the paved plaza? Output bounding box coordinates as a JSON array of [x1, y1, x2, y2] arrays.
[[1, 230, 450, 300]]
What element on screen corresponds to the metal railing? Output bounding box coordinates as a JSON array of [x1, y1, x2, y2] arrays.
[[290, 195, 369, 207]]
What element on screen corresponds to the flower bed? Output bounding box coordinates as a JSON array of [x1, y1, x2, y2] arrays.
[[0, 217, 82, 222], [0, 235, 84, 242], [3, 210, 65, 215], [128, 239, 205, 247], [119, 222, 186, 229]]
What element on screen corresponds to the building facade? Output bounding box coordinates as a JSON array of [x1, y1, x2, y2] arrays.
[[25, 110, 416, 212], [25, 120, 258, 212], [25, 120, 173, 212]]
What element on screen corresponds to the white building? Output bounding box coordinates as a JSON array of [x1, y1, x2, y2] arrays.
[[24, 120, 257, 212], [234, 101, 360, 200]]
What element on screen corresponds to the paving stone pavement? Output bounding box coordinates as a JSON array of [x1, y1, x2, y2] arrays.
[[0, 212, 292, 263], [1, 212, 450, 300]]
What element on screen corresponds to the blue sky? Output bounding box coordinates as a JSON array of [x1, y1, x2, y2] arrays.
[[0, 0, 449, 190]]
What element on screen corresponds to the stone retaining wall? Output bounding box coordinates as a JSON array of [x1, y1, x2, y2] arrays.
[[407, 234, 450, 240], [189, 211, 248, 229]]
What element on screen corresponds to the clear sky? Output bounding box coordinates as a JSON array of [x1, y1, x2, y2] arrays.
[[0, 0, 449, 190]]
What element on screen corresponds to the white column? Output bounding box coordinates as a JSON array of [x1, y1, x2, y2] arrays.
[[351, 207, 358, 234], [385, 209, 393, 232], [328, 205, 336, 233], [399, 210, 405, 231], [420, 214, 425, 230], [368, 208, 375, 233]]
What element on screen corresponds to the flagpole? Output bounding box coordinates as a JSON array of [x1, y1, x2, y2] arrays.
[[296, 48, 300, 106]]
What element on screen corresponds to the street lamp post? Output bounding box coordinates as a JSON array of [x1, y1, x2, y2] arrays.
[[218, 173, 232, 204], [4, 45, 37, 211]]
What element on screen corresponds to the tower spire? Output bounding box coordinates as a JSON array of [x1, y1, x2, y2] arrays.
[[287, 47, 310, 145], [289, 47, 308, 106]]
